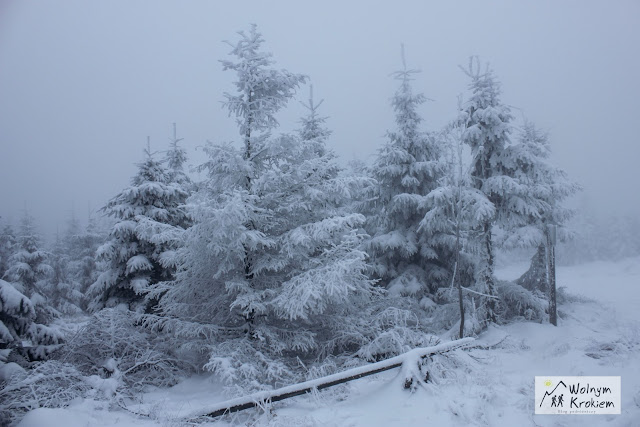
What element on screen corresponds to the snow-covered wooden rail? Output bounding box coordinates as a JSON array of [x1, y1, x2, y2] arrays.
[[187, 337, 475, 419]]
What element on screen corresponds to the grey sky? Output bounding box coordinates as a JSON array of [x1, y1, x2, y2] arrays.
[[1, 0, 638, 239]]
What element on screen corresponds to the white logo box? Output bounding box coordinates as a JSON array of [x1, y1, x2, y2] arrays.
[[535, 376, 621, 415]]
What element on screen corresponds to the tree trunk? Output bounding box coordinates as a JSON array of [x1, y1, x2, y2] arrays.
[[547, 229, 557, 326], [242, 98, 255, 334], [454, 223, 464, 339], [516, 245, 548, 293], [483, 221, 497, 323]]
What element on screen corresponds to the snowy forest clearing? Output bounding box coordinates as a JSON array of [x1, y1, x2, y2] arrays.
[[16, 257, 640, 426], [1, 21, 637, 427]]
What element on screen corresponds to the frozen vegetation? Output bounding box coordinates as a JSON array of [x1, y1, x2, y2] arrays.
[[11, 257, 640, 426], [1, 25, 638, 426]]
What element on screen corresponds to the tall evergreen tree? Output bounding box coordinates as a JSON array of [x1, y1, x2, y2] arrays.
[[221, 23, 307, 189], [500, 121, 580, 252], [165, 123, 192, 193], [68, 212, 105, 310], [0, 222, 17, 280], [153, 27, 382, 393], [2, 212, 62, 361], [217, 23, 306, 327], [506, 122, 580, 309], [0, 279, 54, 364], [4, 211, 55, 323], [420, 122, 496, 337], [459, 57, 513, 323], [48, 229, 83, 315], [298, 85, 331, 153], [366, 46, 443, 300], [87, 145, 189, 312]]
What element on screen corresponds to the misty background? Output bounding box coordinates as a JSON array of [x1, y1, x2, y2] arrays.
[[1, 0, 638, 239]]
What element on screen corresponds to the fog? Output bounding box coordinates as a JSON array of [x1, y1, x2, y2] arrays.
[[1, 0, 638, 239]]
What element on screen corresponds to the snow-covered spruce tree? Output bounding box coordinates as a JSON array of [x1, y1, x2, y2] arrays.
[[87, 145, 189, 313], [150, 27, 387, 394], [420, 122, 496, 338], [207, 22, 307, 332], [67, 212, 105, 310], [144, 124, 193, 290], [1, 278, 62, 391], [4, 212, 56, 323], [497, 121, 578, 251], [2, 212, 62, 362], [497, 121, 580, 324], [165, 123, 193, 194], [1, 278, 36, 364], [0, 222, 17, 279], [298, 85, 331, 154], [48, 229, 83, 315], [459, 57, 513, 323], [365, 46, 444, 302]]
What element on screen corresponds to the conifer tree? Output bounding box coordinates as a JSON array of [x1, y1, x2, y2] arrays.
[[68, 212, 105, 310], [215, 23, 306, 328], [4, 211, 55, 322], [420, 122, 495, 337], [154, 27, 381, 393], [501, 121, 580, 253], [2, 212, 62, 361], [459, 57, 513, 323], [0, 222, 16, 280], [87, 145, 189, 312], [366, 46, 443, 300], [48, 229, 83, 315], [505, 121, 580, 324], [221, 24, 307, 190], [1, 278, 37, 361], [298, 85, 331, 153], [165, 123, 192, 193]]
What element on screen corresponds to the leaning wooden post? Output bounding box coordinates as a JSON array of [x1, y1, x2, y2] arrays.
[[547, 224, 557, 326]]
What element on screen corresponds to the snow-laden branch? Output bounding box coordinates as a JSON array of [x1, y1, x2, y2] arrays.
[[460, 286, 501, 299]]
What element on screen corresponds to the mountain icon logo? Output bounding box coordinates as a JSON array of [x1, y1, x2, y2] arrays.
[[540, 380, 567, 407]]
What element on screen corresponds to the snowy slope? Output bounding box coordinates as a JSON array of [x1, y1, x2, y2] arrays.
[[18, 257, 640, 427]]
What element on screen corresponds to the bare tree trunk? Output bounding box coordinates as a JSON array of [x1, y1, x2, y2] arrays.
[[483, 221, 497, 323], [546, 227, 557, 326], [516, 244, 548, 293], [454, 223, 464, 339], [242, 98, 255, 334]]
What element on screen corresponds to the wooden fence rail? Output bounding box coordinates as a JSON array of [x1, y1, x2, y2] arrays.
[[186, 337, 475, 419]]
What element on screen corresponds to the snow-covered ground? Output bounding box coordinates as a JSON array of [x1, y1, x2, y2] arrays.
[[18, 257, 640, 427]]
